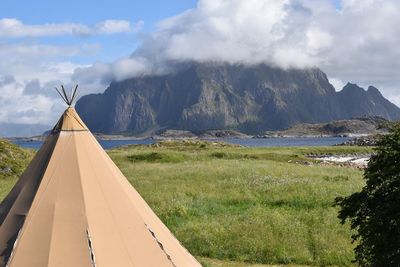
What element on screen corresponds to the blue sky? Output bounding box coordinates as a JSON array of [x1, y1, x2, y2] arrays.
[[0, 0, 197, 26], [0, 0, 197, 62]]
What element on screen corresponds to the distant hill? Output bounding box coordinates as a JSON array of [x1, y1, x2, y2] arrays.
[[263, 117, 389, 137], [0, 123, 50, 138], [76, 62, 400, 135]]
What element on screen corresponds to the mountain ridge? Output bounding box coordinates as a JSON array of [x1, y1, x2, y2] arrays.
[[76, 62, 400, 135]]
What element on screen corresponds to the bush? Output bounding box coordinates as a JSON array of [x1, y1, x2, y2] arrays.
[[335, 124, 400, 266], [127, 152, 188, 163]]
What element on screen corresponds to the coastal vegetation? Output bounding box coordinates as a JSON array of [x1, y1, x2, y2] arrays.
[[110, 140, 371, 266], [0, 139, 34, 197], [0, 139, 374, 266], [336, 124, 400, 266]]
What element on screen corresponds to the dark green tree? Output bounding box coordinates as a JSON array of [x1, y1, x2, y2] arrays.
[[335, 124, 400, 266]]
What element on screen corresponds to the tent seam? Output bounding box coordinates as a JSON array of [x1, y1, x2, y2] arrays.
[[144, 223, 177, 267], [80, 135, 136, 266]]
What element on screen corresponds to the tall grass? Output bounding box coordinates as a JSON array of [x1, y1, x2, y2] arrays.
[[109, 141, 370, 266]]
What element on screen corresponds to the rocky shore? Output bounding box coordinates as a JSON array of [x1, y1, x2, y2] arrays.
[[336, 135, 380, 146], [260, 117, 388, 138], [308, 153, 372, 168], [152, 129, 251, 140]]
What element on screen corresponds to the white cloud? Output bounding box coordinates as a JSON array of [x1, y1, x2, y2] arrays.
[[0, 17, 143, 131], [391, 95, 400, 107], [0, 77, 57, 124], [0, 42, 95, 127], [0, 43, 80, 58], [0, 18, 142, 38], [151, 0, 294, 65], [95, 20, 144, 34], [306, 28, 333, 52], [68, 1, 345, 75], [75, 0, 399, 103], [0, 43, 95, 82], [341, 0, 382, 12], [329, 78, 346, 91]]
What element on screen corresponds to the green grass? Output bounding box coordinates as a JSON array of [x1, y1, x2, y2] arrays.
[[199, 257, 308, 266], [0, 139, 372, 266], [108, 140, 371, 266], [0, 139, 34, 198]]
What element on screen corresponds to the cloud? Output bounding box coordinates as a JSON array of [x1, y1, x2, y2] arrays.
[[76, 0, 399, 102], [95, 20, 144, 34], [130, 0, 330, 68], [0, 42, 93, 127], [0, 43, 94, 82], [0, 76, 58, 125], [0, 17, 143, 131], [0, 18, 143, 38], [341, 0, 381, 11], [0, 43, 82, 60], [328, 78, 346, 92], [72, 57, 153, 84]]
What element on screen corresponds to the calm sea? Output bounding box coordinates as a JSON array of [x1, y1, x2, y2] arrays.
[[12, 137, 351, 150]]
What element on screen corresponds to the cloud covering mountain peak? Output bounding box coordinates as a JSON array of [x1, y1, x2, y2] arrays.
[[74, 0, 400, 97]]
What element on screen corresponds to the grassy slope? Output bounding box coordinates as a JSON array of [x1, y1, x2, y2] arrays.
[[0, 139, 34, 198], [0, 139, 372, 266]]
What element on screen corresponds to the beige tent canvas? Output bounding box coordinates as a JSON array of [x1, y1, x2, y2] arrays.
[[0, 87, 201, 267]]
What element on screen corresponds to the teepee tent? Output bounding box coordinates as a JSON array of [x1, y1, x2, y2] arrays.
[[0, 86, 201, 267]]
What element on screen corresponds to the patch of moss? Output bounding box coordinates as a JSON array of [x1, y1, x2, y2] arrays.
[[127, 152, 188, 163]]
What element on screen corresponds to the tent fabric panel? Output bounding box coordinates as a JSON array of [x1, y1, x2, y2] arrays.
[[83, 133, 201, 266], [77, 132, 174, 267], [6, 173, 59, 266], [7, 133, 91, 267], [0, 134, 59, 267], [46, 133, 92, 267], [52, 107, 88, 132], [0, 134, 58, 223]]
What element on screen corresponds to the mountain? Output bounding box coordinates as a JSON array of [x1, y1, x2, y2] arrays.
[[76, 62, 400, 135]]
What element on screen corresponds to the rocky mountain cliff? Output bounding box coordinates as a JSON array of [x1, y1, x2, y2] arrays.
[[76, 62, 400, 134]]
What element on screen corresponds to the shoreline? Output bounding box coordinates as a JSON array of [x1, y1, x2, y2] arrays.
[[5, 133, 368, 142]]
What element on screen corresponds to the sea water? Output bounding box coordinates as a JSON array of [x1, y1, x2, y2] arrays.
[[12, 137, 351, 150]]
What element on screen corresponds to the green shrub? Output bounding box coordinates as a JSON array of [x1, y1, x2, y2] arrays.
[[336, 124, 400, 266], [127, 152, 188, 163]]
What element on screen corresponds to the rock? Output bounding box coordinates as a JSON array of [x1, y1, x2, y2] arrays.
[[0, 166, 12, 174], [263, 117, 389, 137], [336, 135, 381, 146], [153, 129, 197, 139], [198, 130, 250, 138]]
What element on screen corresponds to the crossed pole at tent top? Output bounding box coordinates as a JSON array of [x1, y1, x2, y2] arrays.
[[55, 85, 79, 106]]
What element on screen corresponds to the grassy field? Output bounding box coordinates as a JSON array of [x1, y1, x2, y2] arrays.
[[108, 140, 372, 266], [0, 139, 373, 266]]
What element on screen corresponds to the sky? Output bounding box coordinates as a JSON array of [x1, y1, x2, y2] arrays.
[[0, 0, 399, 133]]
